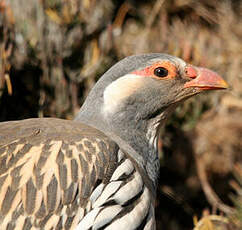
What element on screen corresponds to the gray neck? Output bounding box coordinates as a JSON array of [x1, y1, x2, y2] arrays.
[[76, 100, 173, 188]]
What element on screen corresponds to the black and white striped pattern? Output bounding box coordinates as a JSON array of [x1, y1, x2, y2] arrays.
[[76, 150, 155, 230]]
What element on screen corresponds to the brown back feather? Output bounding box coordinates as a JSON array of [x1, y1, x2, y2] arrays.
[[0, 118, 118, 229]]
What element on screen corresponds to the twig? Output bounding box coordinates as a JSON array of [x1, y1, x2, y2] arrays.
[[195, 153, 235, 215], [136, 0, 165, 53]]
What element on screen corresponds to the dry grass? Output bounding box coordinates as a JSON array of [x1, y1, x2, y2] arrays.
[[0, 0, 241, 229]]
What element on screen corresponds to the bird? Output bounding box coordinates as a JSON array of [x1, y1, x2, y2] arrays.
[[0, 53, 228, 230]]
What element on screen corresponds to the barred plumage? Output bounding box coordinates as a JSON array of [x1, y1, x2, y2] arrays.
[[77, 150, 155, 230]]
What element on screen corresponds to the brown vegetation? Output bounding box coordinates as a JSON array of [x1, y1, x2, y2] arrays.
[[0, 0, 241, 229]]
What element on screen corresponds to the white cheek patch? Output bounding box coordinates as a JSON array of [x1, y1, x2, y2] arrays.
[[103, 74, 144, 114]]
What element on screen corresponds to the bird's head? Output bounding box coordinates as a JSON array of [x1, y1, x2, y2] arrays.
[[77, 53, 227, 137], [76, 53, 227, 181], [102, 54, 228, 120]]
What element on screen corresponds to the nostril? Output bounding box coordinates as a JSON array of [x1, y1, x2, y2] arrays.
[[185, 66, 197, 79]]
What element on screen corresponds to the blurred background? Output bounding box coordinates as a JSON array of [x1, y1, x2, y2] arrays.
[[0, 0, 241, 229]]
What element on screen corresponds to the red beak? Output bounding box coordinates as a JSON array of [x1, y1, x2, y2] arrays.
[[184, 66, 228, 90]]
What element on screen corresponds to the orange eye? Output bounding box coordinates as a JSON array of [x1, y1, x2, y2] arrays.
[[154, 67, 168, 78]]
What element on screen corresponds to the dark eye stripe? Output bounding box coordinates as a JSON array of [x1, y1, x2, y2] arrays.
[[154, 67, 168, 78]]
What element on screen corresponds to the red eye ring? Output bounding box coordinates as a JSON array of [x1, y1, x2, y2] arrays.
[[132, 61, 177, 79]]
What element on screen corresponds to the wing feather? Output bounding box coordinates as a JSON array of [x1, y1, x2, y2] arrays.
[[0, 118, 118, 229]]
